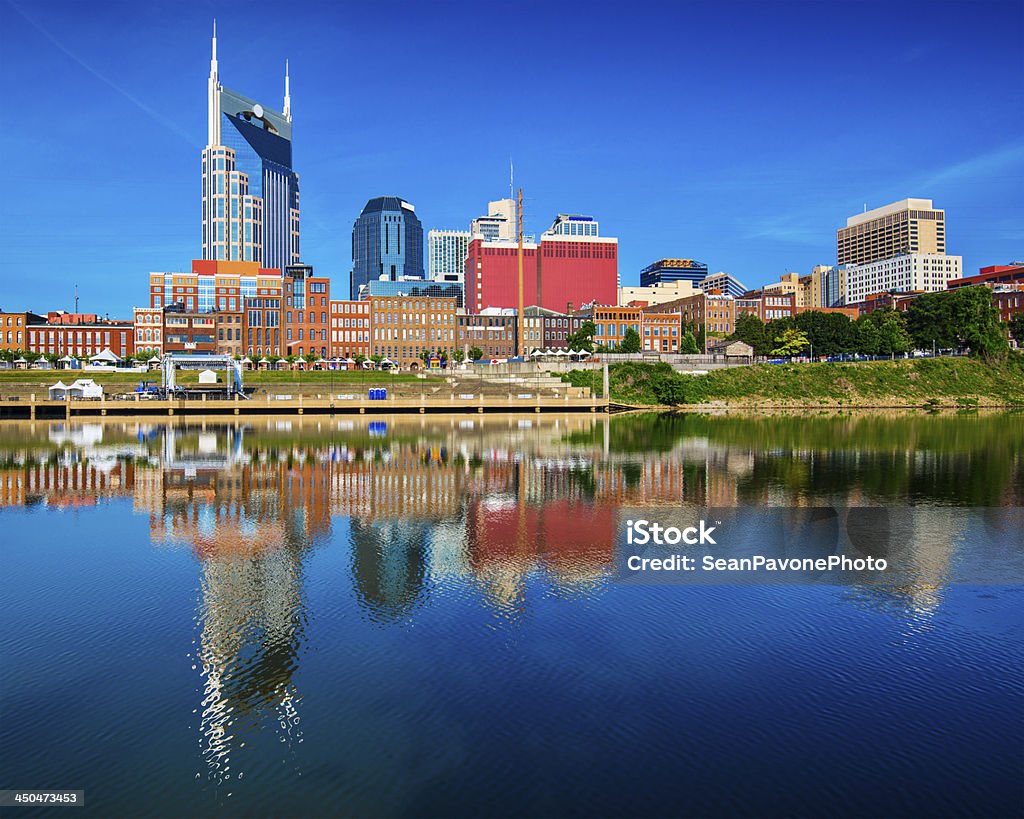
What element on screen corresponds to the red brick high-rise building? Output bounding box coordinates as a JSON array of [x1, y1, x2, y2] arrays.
[[464, 214, 617, 314]]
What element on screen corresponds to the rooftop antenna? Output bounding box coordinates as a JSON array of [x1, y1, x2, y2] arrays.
[[283, 59, 291, 121], [74, 283, 79, 314], [509, 157, 514, 202]]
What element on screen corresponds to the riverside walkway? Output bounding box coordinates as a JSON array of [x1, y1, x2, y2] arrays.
[[0, 391, 608, 420]]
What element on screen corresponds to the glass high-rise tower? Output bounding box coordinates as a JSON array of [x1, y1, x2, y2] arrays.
[[350, 197, 424, 299], [201, 23, 299, 271]]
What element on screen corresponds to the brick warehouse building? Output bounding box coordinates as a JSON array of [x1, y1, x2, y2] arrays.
[[464, 214, 618, 314], [370, 294, 457, 369], [329, 300, 370, 360]]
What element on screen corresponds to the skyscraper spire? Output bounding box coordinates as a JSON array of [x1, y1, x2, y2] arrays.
[[283, 59, 291, 121], [207, 19, 221, 146], [211, 19, 218, 76]]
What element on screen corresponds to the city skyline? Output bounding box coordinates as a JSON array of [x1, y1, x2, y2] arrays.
[[1, 0, 1022, 317]]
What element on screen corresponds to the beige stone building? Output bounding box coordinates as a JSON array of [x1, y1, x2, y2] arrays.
[[837, 198, 945, 266]]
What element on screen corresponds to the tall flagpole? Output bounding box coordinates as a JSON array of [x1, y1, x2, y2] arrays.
[[517, 187, 524, 359]]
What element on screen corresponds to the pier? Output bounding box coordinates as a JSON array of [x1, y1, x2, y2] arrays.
[[0, 391, 609, 420]]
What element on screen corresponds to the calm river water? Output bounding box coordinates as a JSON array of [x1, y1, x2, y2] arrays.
[[1, 412, 1022, 818]]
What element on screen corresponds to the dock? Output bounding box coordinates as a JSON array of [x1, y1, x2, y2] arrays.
[[0, 392, 609, 420]]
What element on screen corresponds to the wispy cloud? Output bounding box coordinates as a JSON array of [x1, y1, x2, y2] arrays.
[[5, 0, 196, 146], [911, 142, 1024, 191]]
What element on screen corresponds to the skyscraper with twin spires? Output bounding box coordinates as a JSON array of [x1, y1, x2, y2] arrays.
[[201, 23, 300, 271]]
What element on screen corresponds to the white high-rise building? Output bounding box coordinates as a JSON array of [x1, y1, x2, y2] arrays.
[[428, 230, 470, 283], [844, 254, 963, 304]]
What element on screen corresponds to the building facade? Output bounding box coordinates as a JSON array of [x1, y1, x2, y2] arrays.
[[361, 279, 464, 309], [700, 271, 747, 298], [844, 254, 963, 305], [947, 263, 1024, 290], [640, 259, 708, 288], [428, 230, 470, 283], [837, 198, 945, 266], [470, 199, 516, 242], [329, 300, 370, 360], [456, 310, 518, 360], [25, 318, 134, 358], [283, 264, 330, 358], [0, 312, 45, 352], [351, 197, 424, 300], [134, 307, 164, 356], [369, 295, 457, 368], [618, 280, 701, 307], [201, 26, 299, 270]]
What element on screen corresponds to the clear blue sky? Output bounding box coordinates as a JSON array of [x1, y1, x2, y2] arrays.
[[1, 0, 1021, 317]]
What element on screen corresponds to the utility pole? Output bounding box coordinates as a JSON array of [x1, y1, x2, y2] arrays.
[[517, 187, 524, 359]]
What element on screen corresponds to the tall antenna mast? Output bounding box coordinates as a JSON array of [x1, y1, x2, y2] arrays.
[[509, 158, 514, 202], [517, 187, 524, 359], [74, 283, 79, 314]]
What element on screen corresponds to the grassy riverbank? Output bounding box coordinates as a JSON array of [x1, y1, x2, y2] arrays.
[[561, 356, 1024, 408]]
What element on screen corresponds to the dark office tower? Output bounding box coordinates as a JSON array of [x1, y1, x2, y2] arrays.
[[350, 197, 424, 299]]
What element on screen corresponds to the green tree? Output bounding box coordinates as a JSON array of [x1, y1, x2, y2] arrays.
[[795, 311, 857, 357], [732, 313, 770, 355], [907, 287, 1007, 357], [1008, 314, 1024, 347], [947, 286, 1008, 358], [620, 327, 642, 353], [855, 316, 881, 356], [874, 310, 913, 356], [452, 349, 466, 364], [468, 346, 483, 361], [302, 352, 318, 365], [771, 328, 810, 357], [420, 349, 431, 364], [678, 330, 700, 354], [566, 320, 596, 352], [354, 354, 367, 367]]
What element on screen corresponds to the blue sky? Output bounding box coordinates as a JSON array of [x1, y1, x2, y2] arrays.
[[1, 0, 1022, 316]]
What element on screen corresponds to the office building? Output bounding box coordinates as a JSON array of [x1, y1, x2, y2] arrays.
[[360, 279, 464, 309], [547, 214, 599, 238], [351, 197, 424, 299], [844, 254, 963, 305], [640, 259, 708, 288], [202, 25, 299, 270], [837, 199, 945, 266], [428, 230, 471, 283], [700, 272, 747, 299], [820, 265, 850, 307], [619, 280, 701, 307], [470, 199, 516, 242]]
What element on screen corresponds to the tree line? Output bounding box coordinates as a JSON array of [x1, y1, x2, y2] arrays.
[[730, 287, 1019, 359]]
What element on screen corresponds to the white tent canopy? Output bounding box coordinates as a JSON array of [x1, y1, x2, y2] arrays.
[[89, 348, 120, 363], [48, 381, 69, 399]]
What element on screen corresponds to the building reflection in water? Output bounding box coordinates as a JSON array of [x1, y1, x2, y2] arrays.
[[0, 414, 1019, 775]]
